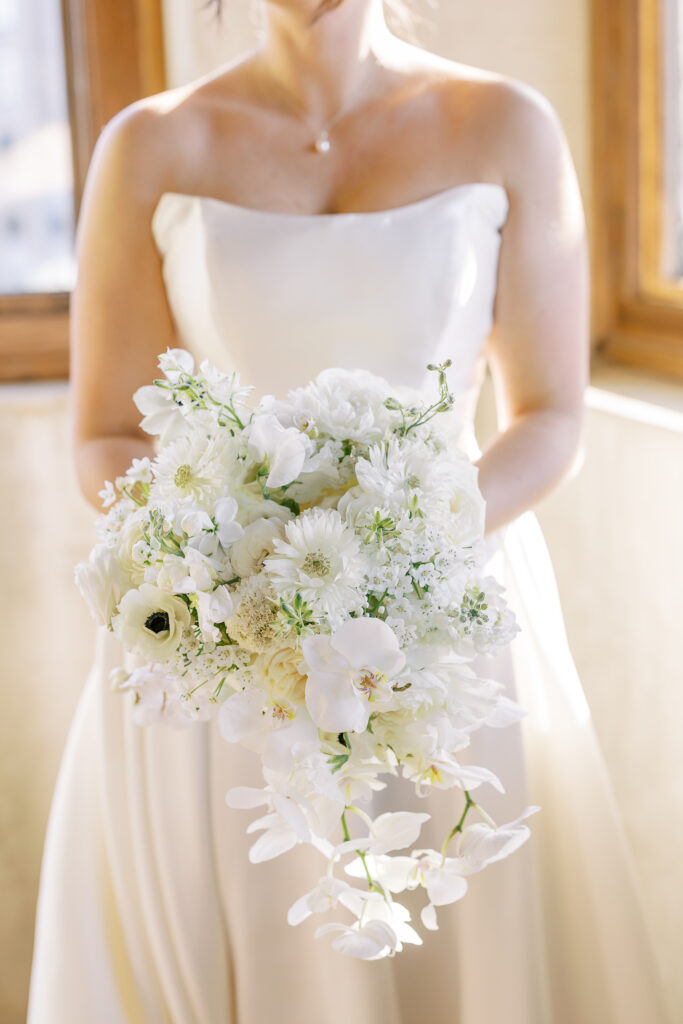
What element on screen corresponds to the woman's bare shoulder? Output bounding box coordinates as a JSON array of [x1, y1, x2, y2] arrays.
[[88, 54, 259, 204]]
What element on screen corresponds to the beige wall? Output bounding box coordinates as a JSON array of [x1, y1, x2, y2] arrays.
[[4, 1, 681, 1021]]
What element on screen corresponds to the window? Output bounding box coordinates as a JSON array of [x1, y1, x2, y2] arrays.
[[0, 0, 166, 381], [593, 0, 683, 379], [0, 0, 77, 296]]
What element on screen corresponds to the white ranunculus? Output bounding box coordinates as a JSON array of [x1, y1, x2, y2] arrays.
[[246, 413, 314, 488], [302, 617, 406, 733], [74, 544, 128, 626], [112, 583, 190, 659]]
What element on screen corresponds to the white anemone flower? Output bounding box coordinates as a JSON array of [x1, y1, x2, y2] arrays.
[[264, 508, 366, 624], [301, 617, 406, 733], [111, 583, 190, 659]]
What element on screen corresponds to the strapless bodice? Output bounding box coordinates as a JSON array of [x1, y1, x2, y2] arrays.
[[150, 183, 509, 432]]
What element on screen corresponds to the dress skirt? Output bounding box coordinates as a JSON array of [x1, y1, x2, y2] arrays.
[[26, 511, 673, 1024]]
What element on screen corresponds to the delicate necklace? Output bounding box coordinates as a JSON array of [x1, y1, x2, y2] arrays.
[[262, 74, 356, 155]]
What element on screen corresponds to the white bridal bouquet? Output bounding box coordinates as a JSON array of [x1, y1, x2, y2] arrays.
[[76, 348, 538, 960]]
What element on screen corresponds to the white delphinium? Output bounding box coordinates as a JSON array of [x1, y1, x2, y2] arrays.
[[264, 508, 367, 626]]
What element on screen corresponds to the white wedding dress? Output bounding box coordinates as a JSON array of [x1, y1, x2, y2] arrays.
[[28, 183, 672, 1023]]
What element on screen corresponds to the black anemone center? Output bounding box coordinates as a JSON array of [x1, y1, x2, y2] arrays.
[[144, 611, 170, 634]]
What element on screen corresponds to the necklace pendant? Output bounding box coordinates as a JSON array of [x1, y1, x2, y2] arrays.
[[313, 129, 331, 154]]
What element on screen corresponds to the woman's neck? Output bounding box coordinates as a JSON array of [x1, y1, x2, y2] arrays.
[[253, 0, 401, 121]]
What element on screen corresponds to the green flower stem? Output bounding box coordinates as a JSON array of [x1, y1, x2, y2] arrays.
[[440, 790, 476, 862], [341, 808, 383, 896]]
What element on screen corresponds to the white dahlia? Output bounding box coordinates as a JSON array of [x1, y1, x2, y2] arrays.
[[263, 508, 366, 625]]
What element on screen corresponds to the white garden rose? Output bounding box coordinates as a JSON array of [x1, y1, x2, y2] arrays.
[[255, 643, 307, 705], [300, 367, 395, 443], [111, 583, 190, 659], [229, 516, 285, 578], [74, 544, 129, 626]]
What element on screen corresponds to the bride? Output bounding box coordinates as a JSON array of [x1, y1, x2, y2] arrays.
[[28, 0, 672, 1021]]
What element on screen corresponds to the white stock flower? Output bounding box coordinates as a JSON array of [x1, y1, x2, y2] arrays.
[[264, 508, 366, 624], [302, 617, 406, 733], [155, 547, 217, 594], [246, 413, 314, 488], [111, 583, 190, 659], [195, 585, 238, 642], [198, 359, 254, 409], [113, 663, 190, 728], [158, 347, 195, 381]]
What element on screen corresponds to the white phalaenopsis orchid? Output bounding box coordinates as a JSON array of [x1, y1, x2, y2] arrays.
[[78, 349, 537, 961], [302, 618, 406, 733]]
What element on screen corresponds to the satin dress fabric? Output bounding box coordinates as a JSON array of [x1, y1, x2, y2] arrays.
[[27, 183, 672, 1023]]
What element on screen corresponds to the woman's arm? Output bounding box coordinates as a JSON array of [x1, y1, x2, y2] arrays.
[[70, 101, 179, 509], [476, 83, 590, 535]]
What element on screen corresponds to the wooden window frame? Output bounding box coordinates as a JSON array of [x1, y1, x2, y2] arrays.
[[593, 0, 683, 379], [0, 0, 166, 382]]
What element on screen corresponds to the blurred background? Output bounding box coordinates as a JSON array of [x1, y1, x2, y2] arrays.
[[0, 0, 681, 1020]]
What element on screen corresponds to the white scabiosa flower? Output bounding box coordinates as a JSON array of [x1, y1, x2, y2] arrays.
[[264, 508, 366, 625], [111, 583, 190, 659]]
